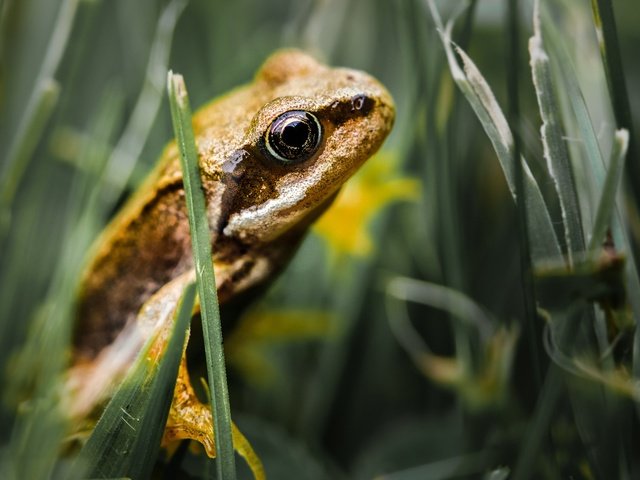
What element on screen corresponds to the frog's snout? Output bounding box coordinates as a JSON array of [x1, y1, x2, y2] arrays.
[[374, 91, 396, 134], [345, 70, 395, 136]]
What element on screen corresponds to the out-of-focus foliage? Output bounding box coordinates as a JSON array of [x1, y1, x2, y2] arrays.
[[1, 0, 640, 478]]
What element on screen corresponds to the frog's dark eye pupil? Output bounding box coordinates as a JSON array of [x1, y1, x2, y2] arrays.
[[265, 110, 322, 164], [282, 121, 310, 147]]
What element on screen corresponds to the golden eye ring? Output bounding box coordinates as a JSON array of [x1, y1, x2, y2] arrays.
[[264, 110, 322, 164]]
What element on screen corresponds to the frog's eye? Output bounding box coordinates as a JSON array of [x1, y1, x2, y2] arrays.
[[264, 110, 322, 164]]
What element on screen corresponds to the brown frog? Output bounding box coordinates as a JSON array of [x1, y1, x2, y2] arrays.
[[68, 49, 395, 459]]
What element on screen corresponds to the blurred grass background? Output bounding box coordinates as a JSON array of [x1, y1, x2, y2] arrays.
[[1, 0, 640, 478]]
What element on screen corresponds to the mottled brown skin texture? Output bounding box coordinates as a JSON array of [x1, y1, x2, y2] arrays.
[[74, 49, 395, 362]]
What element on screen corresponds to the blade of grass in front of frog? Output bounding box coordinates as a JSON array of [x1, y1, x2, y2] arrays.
[[75, 281, 196, 480], [103, 0, 188, 198], [167, 72, 237, 480], [0, 0, 79, 228], [5, 87, 123, 480], [591, 0, 639, 211], [423, 0, 560, 262]]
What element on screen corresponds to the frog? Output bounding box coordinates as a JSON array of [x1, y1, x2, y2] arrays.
[[66, 49, 395, 458]]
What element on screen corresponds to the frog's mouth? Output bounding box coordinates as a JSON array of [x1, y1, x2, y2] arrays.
[[283, 187, 341, 237]]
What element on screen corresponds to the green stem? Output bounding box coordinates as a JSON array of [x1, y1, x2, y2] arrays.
[[168, 72, 237, 480]]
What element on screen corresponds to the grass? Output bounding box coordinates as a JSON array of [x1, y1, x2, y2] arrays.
[[1, 0, 640, 478], [167, 71, 236, 479]]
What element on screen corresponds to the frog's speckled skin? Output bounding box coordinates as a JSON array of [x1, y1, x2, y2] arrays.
[[74, 49, 395, 362]]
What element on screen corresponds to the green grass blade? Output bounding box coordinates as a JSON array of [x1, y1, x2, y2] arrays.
[[0, 79, 59, 234], [529, 0, 585, 264], [167, 72, 237, 480], [0, 0, 79, 217], [424, 0, 561, 262], [591, 0, 639, 210], [540, 5, 604, 208], [589, 130, 628, 251], [101, 0, 188, 204], [511, 364, 563, 480], [76, 281, 196, 479], [592, 0, 640, 382], [540, 3, 640, 350], [507, 0, 544, 389], [5, 86, 123, 480]]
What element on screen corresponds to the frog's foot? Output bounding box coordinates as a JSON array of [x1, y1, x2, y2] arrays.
[[163, 355, 215, 455], [68, 269, 264, 479], [163, 350, 265, 480], [135, 270, 265, 479]]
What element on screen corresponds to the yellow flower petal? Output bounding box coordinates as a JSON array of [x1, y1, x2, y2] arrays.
[[313, 151, 420, 258]]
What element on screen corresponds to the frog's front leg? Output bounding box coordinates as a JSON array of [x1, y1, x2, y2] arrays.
[[163, 351, 215, 454], [68, 267, 264, 477], [129, 270, 265, 478], [67, 270, 196, 420], [133, 269, 217, 455], [68, 270, 209, 448]]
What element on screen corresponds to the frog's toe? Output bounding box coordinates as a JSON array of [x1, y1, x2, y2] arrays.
[[163, 355, 216, 457]]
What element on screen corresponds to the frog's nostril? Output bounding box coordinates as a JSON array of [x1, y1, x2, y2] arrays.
[[350, 94, 374, 115]]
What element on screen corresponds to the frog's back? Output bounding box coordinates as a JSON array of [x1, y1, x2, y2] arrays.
[[74, 149, 192, 360]]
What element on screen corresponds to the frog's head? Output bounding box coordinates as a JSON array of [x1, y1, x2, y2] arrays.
[[200, 49, 395, 244]]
